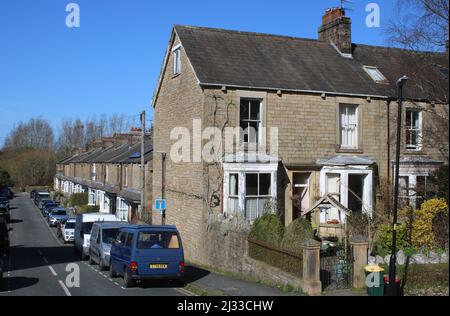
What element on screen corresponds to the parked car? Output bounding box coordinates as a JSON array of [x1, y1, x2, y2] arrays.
[[48, 208, 69, 227], [109, 225, 185, 288], [38, 199, 53, 210], [62, 218, 76, 244], [89, 222, 130, 270], [42, 203, 59, 216], [35, 192, 50, 206], [0, 197, 9, 211], [0, 205, 9, 222], [0, 187, 13, 200], [0, 217, 10, 255], [74, 213, 122, 261]]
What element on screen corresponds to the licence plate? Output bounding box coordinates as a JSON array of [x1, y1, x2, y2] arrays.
[[150, 264, 168, 269]]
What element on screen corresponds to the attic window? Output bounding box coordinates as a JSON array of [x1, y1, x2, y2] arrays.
[[363, 66, 386, 83], [172, 44, 182, 75]]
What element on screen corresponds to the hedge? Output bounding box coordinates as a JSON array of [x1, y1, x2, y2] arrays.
[[80, 205, 100, 213], [69, 193, 88, 207]]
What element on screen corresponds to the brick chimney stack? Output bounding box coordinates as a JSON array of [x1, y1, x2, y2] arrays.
[[318, 7, 352, 54]]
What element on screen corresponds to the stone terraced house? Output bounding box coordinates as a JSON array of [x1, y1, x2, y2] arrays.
[[151, 7, 448, 265], [55, 132, 153, 222]]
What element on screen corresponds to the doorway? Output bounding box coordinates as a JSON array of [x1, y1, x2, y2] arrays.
[[348, 174, 365, 213], [292, 173, 311, 219]]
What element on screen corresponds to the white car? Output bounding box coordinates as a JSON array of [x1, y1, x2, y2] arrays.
[[62, 219, 76, 243]]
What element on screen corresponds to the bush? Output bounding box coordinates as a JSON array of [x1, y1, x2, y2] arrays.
[[79, 205, 99, 213], [375, 222, 412, 255], [281, 218, 313, 254], [412, 199, 448, 251], [69, 193, 88, 207], [249, 213, 284, 246]]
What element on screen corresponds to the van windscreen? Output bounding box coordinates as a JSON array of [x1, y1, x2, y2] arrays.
[[137, 232, 180, 249]]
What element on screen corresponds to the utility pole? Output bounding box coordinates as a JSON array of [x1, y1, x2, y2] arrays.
[[388, 75, 408, 296], [140, 111, 146, 221], [161, 152, 166, 225]]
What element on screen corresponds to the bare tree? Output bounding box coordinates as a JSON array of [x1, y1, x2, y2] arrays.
[[3, 117, 54, 151], [388, 0, 449, 52]]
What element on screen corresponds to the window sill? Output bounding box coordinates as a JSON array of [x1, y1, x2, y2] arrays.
[[172, 73, 181, 79], [336, 147, 363, 154]]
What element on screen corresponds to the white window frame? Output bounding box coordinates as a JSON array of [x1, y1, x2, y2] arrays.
[[363, 66, 387, 83], [223, 162, 277, 221], [124, 166, 128, 187], [172, 44, 182, 75], [405, 109, 423, 151], [239, 98, 262, 146], [339, 104, 359, 149], [92, 163, 97, 181]]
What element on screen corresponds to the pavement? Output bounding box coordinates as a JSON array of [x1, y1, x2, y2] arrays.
[[0, 193, 297, 296]]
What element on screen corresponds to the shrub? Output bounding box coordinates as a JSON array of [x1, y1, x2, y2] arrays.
[[79, 205, 99, 213], [346, 212, 370, 238], [412, 199, 448, 251], [249, 213, 284, 246], [281, 218, 313, 254], [375, 222, 412, 254], [69, 193, 88, 207]]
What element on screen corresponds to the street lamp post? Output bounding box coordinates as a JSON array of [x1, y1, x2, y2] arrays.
[[388, 75, 408, 296]]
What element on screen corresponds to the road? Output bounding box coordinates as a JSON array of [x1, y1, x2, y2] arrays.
[[0, 193, 192, 296]]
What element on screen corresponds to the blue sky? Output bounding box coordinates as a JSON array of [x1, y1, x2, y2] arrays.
[[0, 0, 400, 142]]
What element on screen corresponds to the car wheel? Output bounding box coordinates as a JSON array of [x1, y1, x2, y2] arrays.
[[123, 271, 135, 288], [98, 258, 105, 271], [88, 252, 95, 265], [109, 263, 117, 278]]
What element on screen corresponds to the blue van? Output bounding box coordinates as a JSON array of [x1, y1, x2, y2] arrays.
[[109, 225, 185, 287]]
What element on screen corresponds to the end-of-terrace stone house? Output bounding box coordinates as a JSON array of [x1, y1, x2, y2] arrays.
[[55, 136, 153, 222], [151, 8, 448, 263]]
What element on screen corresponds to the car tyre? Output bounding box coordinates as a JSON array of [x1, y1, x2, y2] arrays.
[[123, 271, 135, 288], [109, 263, 117, 278], [98, 258, 105, 271], [88, 252, 95, 265]]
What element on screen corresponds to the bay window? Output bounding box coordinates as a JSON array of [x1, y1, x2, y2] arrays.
[[245, 173, 271, 221]]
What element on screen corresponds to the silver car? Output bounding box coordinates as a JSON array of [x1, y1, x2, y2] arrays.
[[89, 222, 129, 270]]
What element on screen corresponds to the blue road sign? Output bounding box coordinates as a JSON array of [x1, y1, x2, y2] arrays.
[[154, 199, 166, 212]]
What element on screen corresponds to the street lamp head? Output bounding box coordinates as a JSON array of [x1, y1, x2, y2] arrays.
[[396, 75, 409, 87]]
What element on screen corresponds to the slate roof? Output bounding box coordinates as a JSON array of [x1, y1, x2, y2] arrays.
[[167, 25, 448, 101]]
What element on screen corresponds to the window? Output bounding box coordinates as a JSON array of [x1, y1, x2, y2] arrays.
[[92, 164, 97, 181], [105, 165, 109, 183], [406, 110, 422, 150], [399, 176, 410, 207], [173, 47, 181, 75], [137, 232, 180, 249], [326, 173, 341, 201], [363, 66, 386, 83], [340, 104, 359, 149], [240, 99, 261, 145], [125, 233, 134, 248], [228, 174, 239, 213], [124, 166, 128, 187], [245, 173, 271, 220]]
